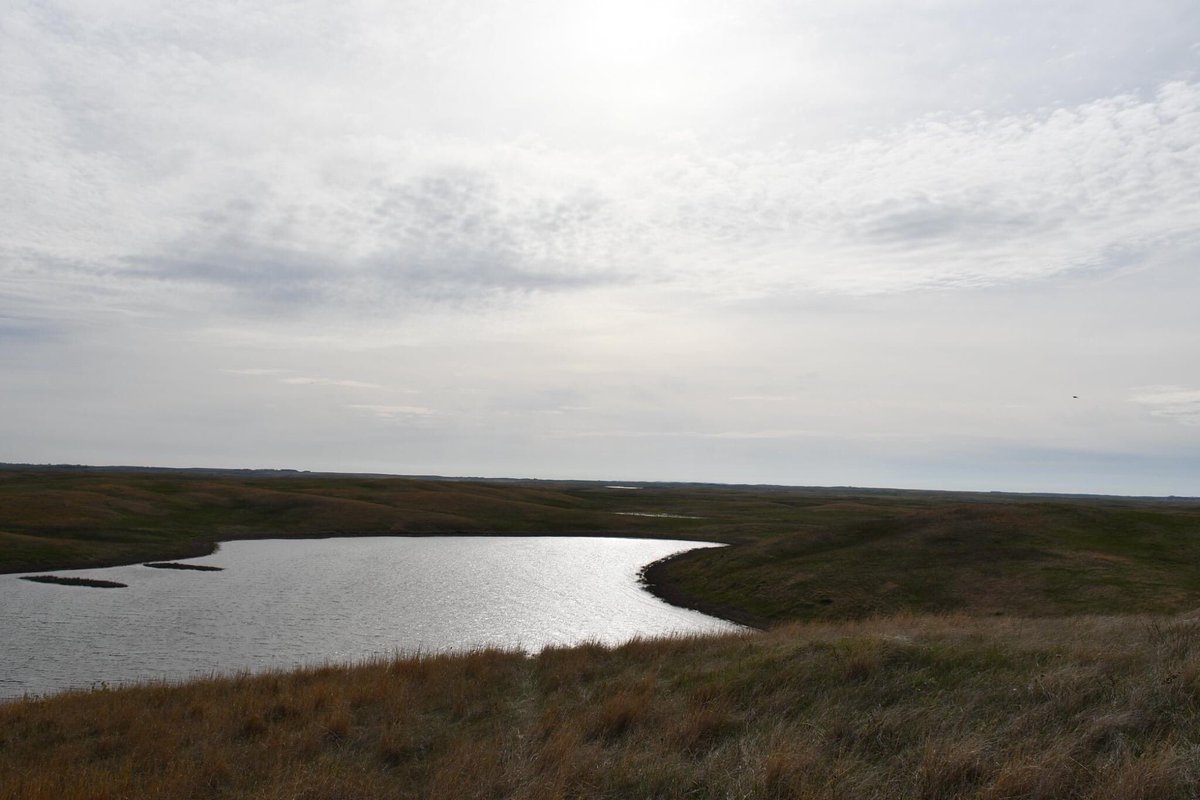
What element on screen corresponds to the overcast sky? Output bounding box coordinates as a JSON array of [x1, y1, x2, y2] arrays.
[[3, 0, 1199, 495]]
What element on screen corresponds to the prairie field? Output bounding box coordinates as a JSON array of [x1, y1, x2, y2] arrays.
[[4, 613, 1200, 799], [3, 466, 1200, 798]]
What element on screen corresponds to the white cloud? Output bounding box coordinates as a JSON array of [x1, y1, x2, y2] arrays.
[[4, 0, 1200, 327], [223, 367, 288, 376], [4, 79, 1198, 320], [1130, 387, 1200, 425], [346, 404, 436, 419], [281, 377, 382, 389]]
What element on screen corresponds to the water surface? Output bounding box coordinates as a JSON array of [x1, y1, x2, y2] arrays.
[[0, 536, 738, 699]]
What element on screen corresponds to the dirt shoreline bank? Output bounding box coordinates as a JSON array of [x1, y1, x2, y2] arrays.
[[640, 547, 766, 629]]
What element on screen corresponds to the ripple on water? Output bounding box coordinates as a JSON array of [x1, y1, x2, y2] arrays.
[[0, 536, 740, 699]]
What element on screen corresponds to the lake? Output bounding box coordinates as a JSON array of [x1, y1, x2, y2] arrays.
[[0, 536, 740, 699]]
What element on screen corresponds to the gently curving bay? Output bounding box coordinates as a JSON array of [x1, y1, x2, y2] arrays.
[[0, 536, 739, 699]]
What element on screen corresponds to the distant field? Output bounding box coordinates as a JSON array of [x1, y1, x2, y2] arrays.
[[659, 495, 1200, 625], [0, 468, 726, 574]]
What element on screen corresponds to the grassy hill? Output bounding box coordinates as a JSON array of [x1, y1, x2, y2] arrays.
[[4, 612, 1199, 799], [657, 498, 1200, 625], [6, 467, 1200, 798]]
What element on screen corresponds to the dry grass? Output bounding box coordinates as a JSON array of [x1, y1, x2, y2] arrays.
[[5, 613, 1200, 799]]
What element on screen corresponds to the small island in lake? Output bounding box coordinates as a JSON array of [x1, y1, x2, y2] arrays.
[[143, 562, 224, 571], [20, 575, 127, 588]]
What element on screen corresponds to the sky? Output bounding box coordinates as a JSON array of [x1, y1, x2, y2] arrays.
[[2, 0, 1199, 496]]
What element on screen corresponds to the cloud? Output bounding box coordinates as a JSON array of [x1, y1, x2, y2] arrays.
[[116, 165, 630, 313], [4, 0, 1198, 327], [0, 313, 71, 344], [281, 377, 381, 389], [1130, 386, 1200, 425], [223, 368, 288, 376], [278, 376, 376, 388], [222, 369, 383, 388], [642, 81, 1200, 295], [346, 404, 436, 420], [557, 429, 830, 440], [225, 369, 400, 391], [7, 75, 1200, 324]]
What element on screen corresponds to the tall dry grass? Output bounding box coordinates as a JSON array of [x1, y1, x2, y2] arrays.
[[4, 612, 1200, 798]]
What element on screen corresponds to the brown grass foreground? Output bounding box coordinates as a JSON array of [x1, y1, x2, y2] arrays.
[[5, 612, 1200, 799]]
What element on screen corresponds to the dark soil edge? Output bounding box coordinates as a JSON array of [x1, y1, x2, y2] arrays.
[[639, 547, 767, 630]]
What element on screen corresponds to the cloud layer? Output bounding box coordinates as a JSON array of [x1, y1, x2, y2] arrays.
[[3, 0, 1199, 494], [6, 1, 1200, 322]]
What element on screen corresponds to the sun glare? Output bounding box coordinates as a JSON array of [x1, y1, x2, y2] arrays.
[[565, 2, 687, 66], [530, 0, 715, 124]]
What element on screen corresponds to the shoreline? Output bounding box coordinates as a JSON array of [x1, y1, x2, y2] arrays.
[[0, 529, 732, 575], [640, 548, 767, 630]]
